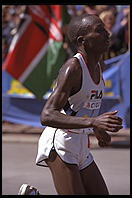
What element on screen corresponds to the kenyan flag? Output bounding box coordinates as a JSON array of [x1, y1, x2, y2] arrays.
[[3, 5, 70, 99]]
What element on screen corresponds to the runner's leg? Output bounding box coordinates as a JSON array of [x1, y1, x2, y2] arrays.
[[80, 160, 109, 195], [45, 150, 86, 195]]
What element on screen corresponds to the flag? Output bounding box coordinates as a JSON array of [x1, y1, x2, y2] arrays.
[[3, 5, 70, 99]]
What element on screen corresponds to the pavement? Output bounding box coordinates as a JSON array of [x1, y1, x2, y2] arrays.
[[2, 122, 130, 148]]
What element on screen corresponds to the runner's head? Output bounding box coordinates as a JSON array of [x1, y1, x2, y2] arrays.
[[67, 14, 110, 53]]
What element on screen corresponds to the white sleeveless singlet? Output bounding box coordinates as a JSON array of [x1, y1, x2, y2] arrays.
[[62, 52, 104, 134], [36, 52, 105, 169]]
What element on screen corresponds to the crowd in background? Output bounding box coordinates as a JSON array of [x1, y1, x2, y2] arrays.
[[65, 5, 130, 60], [2, 5, 130, 63], [2, 5, 26, 62]]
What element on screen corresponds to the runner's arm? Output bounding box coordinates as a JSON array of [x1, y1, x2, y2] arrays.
[[40, 58, 122, 132]]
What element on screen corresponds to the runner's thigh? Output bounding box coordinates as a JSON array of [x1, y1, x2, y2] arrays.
[[45, 150, 86, 195], [80, 160, 109, 195]]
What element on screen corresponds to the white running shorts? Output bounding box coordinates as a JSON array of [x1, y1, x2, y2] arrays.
[[36, 127, 94, 170]]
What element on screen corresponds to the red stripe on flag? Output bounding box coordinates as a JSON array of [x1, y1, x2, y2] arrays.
[[28, 6, 50, 34], [49, 5, 62, 41], [28, 5, 62, 41], [3, 20, 47, 79], [50, 5, 61, 21]]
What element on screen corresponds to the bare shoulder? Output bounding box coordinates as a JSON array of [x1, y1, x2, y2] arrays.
[[54, 57, 82, 96], [58, 57, 82, 81]]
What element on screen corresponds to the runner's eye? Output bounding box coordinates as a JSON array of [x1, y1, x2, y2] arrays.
[[96, 27, 105, 33]]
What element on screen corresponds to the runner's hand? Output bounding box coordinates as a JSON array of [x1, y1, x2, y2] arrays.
[[94, 128, 111, 147], [92, 110, 123, 133]]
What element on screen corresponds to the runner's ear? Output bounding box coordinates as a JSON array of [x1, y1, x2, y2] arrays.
[[77, 36, 84, 45]]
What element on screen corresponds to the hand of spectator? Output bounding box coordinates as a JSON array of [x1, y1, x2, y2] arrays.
[[120, 17, 128, 27]]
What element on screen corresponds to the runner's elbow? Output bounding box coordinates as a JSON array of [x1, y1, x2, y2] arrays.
[[40, 110, 52, 126]]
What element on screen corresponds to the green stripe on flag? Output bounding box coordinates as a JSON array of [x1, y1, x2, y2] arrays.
[[23, 41, 66, 99]]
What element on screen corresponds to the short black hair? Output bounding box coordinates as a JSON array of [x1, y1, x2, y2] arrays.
[[67, 14, 101, 47]]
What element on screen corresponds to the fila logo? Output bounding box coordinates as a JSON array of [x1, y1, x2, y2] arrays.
[[90, 90, 103, 100]]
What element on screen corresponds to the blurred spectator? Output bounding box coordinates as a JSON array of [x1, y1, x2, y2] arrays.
[[2, 36, 8, 62], [112, 5, 129, 36], [78, 5, 98, 15], [107, 5, 118, 17], [2, 5, 130, 63], [75, 5, 83, 16], [111, 5, 130, 53], [2, 7, 14, 45], [67, 5, 77, 16], [100, 10, 115, 32], [127, 7, 130, 49], [2, 5, 26, 61], [95, 5, 108, 15], [99, 10, 116, 59], [99, 5, 130, 60]]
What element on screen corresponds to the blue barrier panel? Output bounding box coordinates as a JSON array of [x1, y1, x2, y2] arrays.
[[100, 51, 130, 128]]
